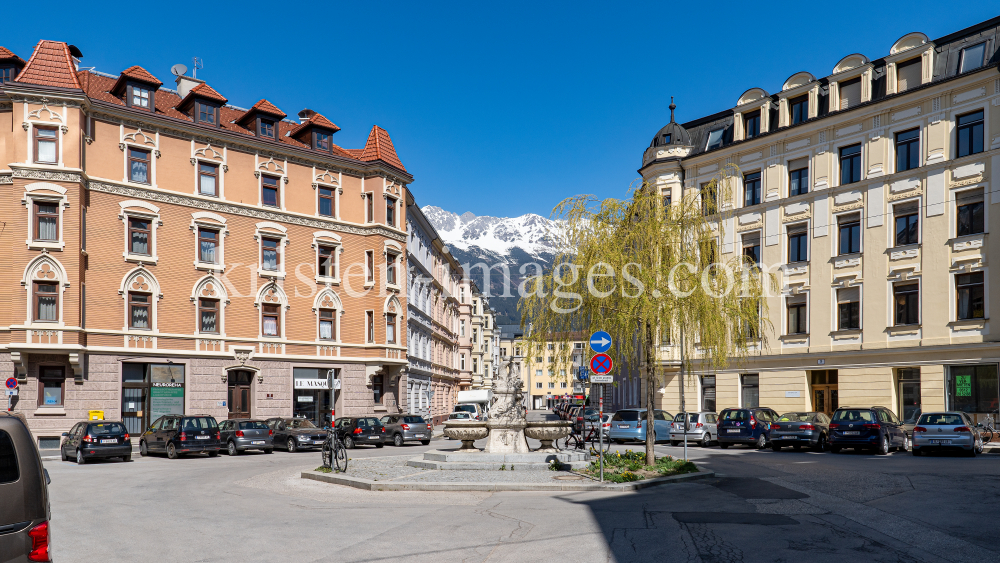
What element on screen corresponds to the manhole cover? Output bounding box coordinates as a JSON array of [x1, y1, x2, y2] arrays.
[[554, 475, 585, 481]]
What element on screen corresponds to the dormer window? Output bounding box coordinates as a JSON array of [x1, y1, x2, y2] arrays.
[[0, 66, 19, 83], [959, 43, 985, 74], [790, 95, 809, 125], [744, 111, 761, 139], [706, 128, 724, 151], [661, 133, 671, 145], [314, 131, 332, 152], [196, 101, 218, 125], [127, 83, 152, 111], [896, 58, 921, 92], [258, 118, 275, 139]]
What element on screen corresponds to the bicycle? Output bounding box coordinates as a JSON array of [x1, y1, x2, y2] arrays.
[[979, 413, 996, 444], [321, 426, 348, 472], [561, 425, 610, 452]]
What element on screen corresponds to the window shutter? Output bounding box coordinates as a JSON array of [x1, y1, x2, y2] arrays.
[[837, 287, 860, 304], [957, 188, 984, 204], [787, 293, 807, 306], [894, 200, 919, 215], [787, 157, 808, 171]]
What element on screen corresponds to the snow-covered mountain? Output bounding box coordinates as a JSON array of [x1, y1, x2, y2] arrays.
[[422, 206, 563, 324]]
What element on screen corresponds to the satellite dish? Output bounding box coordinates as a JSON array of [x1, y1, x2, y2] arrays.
[[170, 64, 188, 77]]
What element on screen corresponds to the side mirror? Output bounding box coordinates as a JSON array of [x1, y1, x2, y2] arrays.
[[61, 432, 68, 437]]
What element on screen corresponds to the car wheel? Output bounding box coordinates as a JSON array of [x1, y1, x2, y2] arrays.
[[756, 434, 767, 450], [228, 441, 239, 456], [287, 438, 297, 453], [877, 436, 889, 455], [345, 436, 355, 449], [60, 448, 68, 462], [140, 440, 148, 457], [975, 437, 984, 455], [166, 443, 178, 460], [771, 444, 782, 452], [76, 449, 86, 465], [966, 445, 978, 457], [670, 440, 679, 447], [376, 443, 384, 448], [264, 448, 273, 454], [701, 434, 710, 448], [813, 434, 827, 452], [393, 433, 404, 447], [122, 453, 131, 462], [911, 447, 921, 456], [208, 450, 219, 457], [614, 440, 624, 445], [830, 446, 841, 454], [901, 435, 910, 452], [420, 440, 430, 445], [719, 443, 729, 449]]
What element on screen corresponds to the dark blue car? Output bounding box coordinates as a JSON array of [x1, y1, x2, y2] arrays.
[[829, 406, 909, 455], [717, 408, 779, 449]]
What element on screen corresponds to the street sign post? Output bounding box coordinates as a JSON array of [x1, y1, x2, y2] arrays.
[[589, 331, 612, 353], [590, 374, 613, 383], [5, 378, 16, 411], [589, 353, 613, 374]]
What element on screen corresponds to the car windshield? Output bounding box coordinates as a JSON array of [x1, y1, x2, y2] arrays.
[[454, 405, 477, 414], [402, 416, 425, 424], [239, 421, 269, 430], [832, 410, 874, 423], [917, 414, 964, 425], [289, 419, 317, 429], [778, 413, 813, 422], [611, 411, 640, 422], [721, 410, 749, 421], [673, 414, 700, 423], [181, 417, 218, 430], [89, 422, 126, 435]]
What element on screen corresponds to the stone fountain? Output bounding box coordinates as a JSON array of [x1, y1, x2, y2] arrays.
[[407, 358, 588, 470]]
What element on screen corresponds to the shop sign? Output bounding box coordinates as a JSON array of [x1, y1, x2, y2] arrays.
[[294, 379, 329, 390], [297, 395, 314, 402], [956, 375, 972, 397], [150, 386, 184, 420]]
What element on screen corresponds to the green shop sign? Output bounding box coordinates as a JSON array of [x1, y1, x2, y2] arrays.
[[955, 375, 972, 397]]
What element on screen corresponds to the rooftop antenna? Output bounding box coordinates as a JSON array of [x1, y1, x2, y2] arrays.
[[192, 57, 204, 79], [170, 63, 188, 77]]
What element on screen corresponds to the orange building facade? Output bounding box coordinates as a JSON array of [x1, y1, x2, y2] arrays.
[[0, 41, 412, 444]]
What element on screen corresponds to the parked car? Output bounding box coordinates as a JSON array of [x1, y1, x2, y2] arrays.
[[61, 420, 132, 464], [266, 417, 328, 452], [769, 412, 831, 451], [717, 408, 780, 449], [911, 411, 983, 457], [218, 419, 273, 455], [380, 414, 432, 446], [829, 406, 909, 455], [0, 412, 51, 563], [139, 415, 221, 459], [566, 405, 584, 423], [669, 412, 718, 447], [573, 408, 599, 433], [584, 413, 612, 440], [453, 403, 485, 421], [334, 417, 386, 449], [608, 409, 673, 443]]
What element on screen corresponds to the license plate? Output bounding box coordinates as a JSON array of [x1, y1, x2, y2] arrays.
[[727, 429, 740, 433], [618, 424, 630, 429], [931, 440, 952, 445], [414, 434, 425, 438], [100, 439, 117, 444], [843, 431, 860, 435], [782, 435, 794, 439], [313, 440, 325, 445], [369, 436, 379, 440], [251, 440, 265, 445], [196, 435, 210, 440]]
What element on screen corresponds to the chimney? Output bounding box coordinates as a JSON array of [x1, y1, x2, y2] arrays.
[[68, 45, 83, 71], [297, 109, 317, 124], [175, 74, 204, 99]]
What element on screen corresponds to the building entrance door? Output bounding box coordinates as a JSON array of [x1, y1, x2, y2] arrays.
[[810, 370, 839, 417], [897, 368, 921, 423], [121, 387, 147, 435], [228, 371, 253, 419]]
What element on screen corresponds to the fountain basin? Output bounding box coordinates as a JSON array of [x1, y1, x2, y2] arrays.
[[443, 421, 488, 451], [524, 421, 573, 453]]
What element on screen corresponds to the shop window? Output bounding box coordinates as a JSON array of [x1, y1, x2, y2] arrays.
[[294, 368, 334, 428], [702, 376, 716, 412], [956, 110, 984, 158], [837, 287, 860, 330], [839, 143, 862, 185], [948, 364, 999, 414], [838, 214, 861, 255], [38, 367, 65, 407], [788, 158, 809, 196], [129, 148, 150, 184], [956, 272, 985, 320], [34, 127, 58, 164], [34, 202, 59, 241], [741, 374, 759, 408], [129, 218, 150, 255], [895, 128, 920, 172], [199, 298, 219, 333], [261, 175, 280, 208], [319, 309, 336, 340], [262, 304, 280, 337], [956, 189, 985, 236], [894, 201, 919, 246], [33, 282, 58, 322], [743, 171, 761, 207], [129, 292, 151, 329], [198, 162, 218, 196], [893, 283, 919, 326], [318, 187, 335, 217]]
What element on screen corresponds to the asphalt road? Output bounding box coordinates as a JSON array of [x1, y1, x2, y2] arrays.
[[43, 417, 1000, 563]]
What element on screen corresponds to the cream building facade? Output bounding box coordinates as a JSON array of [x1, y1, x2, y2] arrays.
[[640, 18, 1000, 423]]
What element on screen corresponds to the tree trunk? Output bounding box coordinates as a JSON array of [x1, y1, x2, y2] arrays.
[[644, 334, 655, 466]]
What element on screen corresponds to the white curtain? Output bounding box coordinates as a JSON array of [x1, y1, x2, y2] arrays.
[[38, 296, 57, 321], [131, 231, 148, 254], [131, 306, 149, 328], [263, 316, 278, 336], [131, 160, 148, 184], [263, 251, 277, 271], [320, 320, 333, 340], [38, 217, 57, 241], [200, 241, 216, 263], [37, 140, 56, 163], [200, 174, 216, 195]]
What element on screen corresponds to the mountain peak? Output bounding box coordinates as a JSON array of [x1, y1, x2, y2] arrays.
[[422, 205, 560, 258], [459, 211, 477, 222]]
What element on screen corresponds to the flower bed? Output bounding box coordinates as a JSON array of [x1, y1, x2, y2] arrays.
[[579, 450, 698, 483]]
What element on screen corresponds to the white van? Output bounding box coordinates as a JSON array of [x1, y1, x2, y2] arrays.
[[454, 390, 493, 420]]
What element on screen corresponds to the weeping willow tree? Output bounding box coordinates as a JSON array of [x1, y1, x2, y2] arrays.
[[520, 165, 776, 464]]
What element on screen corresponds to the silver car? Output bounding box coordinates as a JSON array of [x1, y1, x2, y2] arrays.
[[380, 414, 433, 446], [912, 411, 984, 456], [219, 419, 273, 455], [669, 412, 718, 447]]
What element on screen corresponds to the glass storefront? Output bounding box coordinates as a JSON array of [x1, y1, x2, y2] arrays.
[[293, 368, 334, 428], [122, 363, 185, 435], [948, 364, 999, 414]]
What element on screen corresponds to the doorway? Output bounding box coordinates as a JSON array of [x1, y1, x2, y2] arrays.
[[897, 368, 921, 424], [810, 370, 838, 417], [228, 370, 253, 419]]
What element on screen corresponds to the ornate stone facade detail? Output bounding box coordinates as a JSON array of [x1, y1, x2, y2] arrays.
[[888, 188, 923, 202], [832, 200, 864, 213], [951, 175, 984, 188], [11, 167, 83, 182], [736, 221, 763, 232], [0, 173, 12, 185]]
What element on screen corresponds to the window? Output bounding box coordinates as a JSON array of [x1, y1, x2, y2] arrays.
[[742, 233, 760, 266], [957, 189, 985, 236], [262, 175, 280, 208], [702, 376, 716, 412], [460, 354, 466, 370], [0, 66, 18, 83], [373, 374, 385, 404], [788, 225, 808, 263], [473, 358, 479, 374], [460, 320, 466, 337], [386, 197, 397, 228], [743, 171, 761, 207], [960, 43, 986, 73], [705, 128, 724, 150], [258, 119, 275, 139], [198, 162, 218, 196], [129, 292, 151, 329], [128, 148, 151, 184], [787, 296, 807, 334], [790, 95, 808, 125], [129, 218, 150, 255], [262, 304, 280, 337], [744, 111, 760, 139], [318, 188, 335, 217], [838, 214, 861, 255], [948, 364, 998, 414], [196, 102, 217, 125], [837, 287, 860, 330], [895, 128, 920, 172], [839, 143, 861, 185], [896, 58, 921, 92], [788, 158, 808, 196], [261, 238, 280, 271], [386, 314, 397, 344], [839, 77, 861, 110], [956, 272, 985, 320], [386, 253, 398, 285], [366, 311, 375, 342], [319, 309, 336, 340], [741, 374, 759, 408], [318, 246, 335, 278], [38, 367, 65, 407], [314, 131, 331, 152], [365, 251, 374, 283], [547, 382, 554, 389], [894, 283, 919, 326], [472, 328, 478, 343], [34, 202, 58, 241], [536, 382, 543, 389], [199, 299, 219, 333], [560, 381, 567, 388], [956, 111, 984, 158], [701, 183, 717, 216], [128, 84, 151, 110], [33, 282, 58, 322], [894, 201, 919, 246], [198, 228, 218, 264], [364, 193, 374, 223], [34, 127, 58, 164]]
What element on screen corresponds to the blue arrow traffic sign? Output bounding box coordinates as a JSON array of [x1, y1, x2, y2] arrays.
[[589, 331, 612, 353]]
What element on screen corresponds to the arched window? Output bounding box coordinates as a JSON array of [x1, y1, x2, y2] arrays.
[[23, 255, 68, 326], [384, 295, 401, 345], [255, 282, 287, 338], [313, 288, 343, 342], [119, 267, 161, 331], [192, 275, 229, 336]]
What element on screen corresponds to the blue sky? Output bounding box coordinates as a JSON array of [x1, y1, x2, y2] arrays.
[[6, 2, 998, 218]]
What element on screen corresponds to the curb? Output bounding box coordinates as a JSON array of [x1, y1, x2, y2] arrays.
[[300, 469, 715, 492]]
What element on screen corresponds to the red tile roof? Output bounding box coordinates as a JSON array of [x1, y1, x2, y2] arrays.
[[189, 82, 228, 103], [246, 99, 286, 119], [0, 46, 25, 66], [16, 40, 81, 89], [287, 111, 341, 137], [358, 126, 406, 172], [119, 65, 162, 86]]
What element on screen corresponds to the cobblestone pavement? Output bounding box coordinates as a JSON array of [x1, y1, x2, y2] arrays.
[[43, 411, 1000, 562]]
